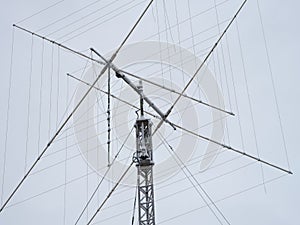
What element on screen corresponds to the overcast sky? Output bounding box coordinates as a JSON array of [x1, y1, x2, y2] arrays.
[[0, 0, 299, 224]]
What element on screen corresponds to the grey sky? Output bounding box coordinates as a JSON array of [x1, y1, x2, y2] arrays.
[[0, 0, 299, 224]]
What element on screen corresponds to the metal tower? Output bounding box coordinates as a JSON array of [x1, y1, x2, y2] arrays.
[[135, 81, 156, 225]]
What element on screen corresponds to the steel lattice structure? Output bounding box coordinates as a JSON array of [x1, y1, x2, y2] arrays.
[[135, 82, 156, 225]]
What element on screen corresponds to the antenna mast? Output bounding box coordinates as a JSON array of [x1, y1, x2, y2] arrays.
[[135, 80, 156, 225]]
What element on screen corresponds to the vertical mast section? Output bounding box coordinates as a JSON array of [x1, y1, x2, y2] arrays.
[[135, 81, 156, 225]]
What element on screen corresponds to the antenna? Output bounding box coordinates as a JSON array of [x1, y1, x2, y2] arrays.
[[0, 0, 293, 224]]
